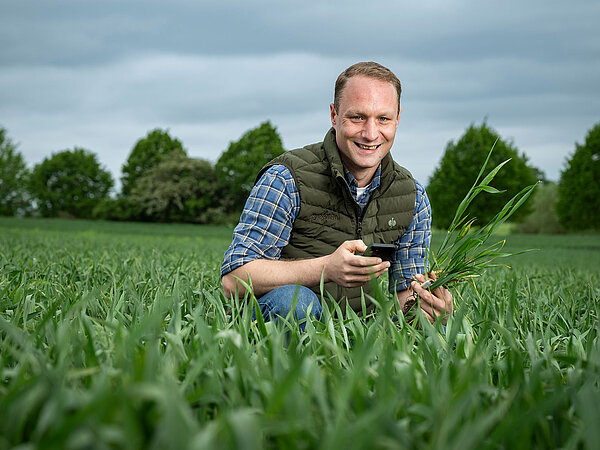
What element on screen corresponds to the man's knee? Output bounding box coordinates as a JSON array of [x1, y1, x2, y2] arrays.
[[289, 286, 322, 320], [258, 285, 321, 322]]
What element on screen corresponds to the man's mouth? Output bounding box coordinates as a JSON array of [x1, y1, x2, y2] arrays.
[[356, 143, 380, 150]]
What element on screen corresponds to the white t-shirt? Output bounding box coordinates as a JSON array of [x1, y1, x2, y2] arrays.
[[356, 185, 369, 202]]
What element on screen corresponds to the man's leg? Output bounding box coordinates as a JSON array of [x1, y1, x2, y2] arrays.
[[254, 285, 322, 331]]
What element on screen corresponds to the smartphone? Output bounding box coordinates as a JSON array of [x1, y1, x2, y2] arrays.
[[363, 243, 396, 261]]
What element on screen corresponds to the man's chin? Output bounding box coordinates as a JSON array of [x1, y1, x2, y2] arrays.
[[355, 152, 383, 165]]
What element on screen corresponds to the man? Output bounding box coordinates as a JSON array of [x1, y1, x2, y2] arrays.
[[221, 62, 452, 326]]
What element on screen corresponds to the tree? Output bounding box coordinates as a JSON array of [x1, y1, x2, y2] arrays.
[[91, 197, 136, 222], [427, 122, 541, 229], [557, 122, 600, 231], [121, 129, 186, 196], [0, 127, 30, 216], [129, 153, 218, 223], [517, 181, 563, 234], [29, 148, 113, 218], [216, 121, 285, 212]]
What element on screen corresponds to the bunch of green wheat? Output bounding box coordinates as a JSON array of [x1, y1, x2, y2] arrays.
[[424, 146, 539, 292]]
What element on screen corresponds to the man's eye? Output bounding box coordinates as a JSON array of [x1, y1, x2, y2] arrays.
[[351, 116, 363, 121], [379, 117, 389, 122]]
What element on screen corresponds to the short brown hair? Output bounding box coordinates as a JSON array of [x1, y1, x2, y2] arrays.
[[333, 62, 402, 113]]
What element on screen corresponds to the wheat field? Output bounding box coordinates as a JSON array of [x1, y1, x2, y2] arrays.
[[1, 218, 599, 449]]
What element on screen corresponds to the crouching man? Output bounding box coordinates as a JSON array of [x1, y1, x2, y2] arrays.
[[221, 61, 452, 328]]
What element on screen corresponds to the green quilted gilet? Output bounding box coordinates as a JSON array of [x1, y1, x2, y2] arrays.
[[257, 128, 416, 313]]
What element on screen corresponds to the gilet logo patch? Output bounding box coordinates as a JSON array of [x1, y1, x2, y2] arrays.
[[310, 213, 339, 224]]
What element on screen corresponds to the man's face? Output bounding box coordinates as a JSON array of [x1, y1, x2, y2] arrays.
[[330, 75, 401, 186]]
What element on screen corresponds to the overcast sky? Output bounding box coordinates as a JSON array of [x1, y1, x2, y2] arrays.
[[1, 0, 599, 192]]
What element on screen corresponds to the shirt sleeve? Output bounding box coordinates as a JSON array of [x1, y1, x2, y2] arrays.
[[388, 180, 432, 292], [220, 165, 300, 277]]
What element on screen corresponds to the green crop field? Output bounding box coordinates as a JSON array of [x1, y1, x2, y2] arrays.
[[1, 217, 599, 449]]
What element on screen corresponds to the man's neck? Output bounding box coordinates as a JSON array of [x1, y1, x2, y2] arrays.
[[342, 163, 382, 190], [354, 169, 377, 188], [344, 165, 378, 188]]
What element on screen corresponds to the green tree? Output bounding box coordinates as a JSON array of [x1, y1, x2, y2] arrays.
[[216, 121, 285, 212], [91, 197, 136, 222], [517, 181, 563, 234], [29, 148, 113, 218], [557, 122, 600, 231], [0, 127, 30, 216], [129, 153, 218, 223], [121, 129, 186, 196], [427, 122, 541, 229]]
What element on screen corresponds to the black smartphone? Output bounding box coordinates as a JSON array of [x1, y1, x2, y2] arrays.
[[363, 243, 396, 261]]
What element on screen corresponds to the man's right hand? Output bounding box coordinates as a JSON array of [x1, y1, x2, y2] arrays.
[[324, 240, 390, 287], [222, 239, 390, 298]]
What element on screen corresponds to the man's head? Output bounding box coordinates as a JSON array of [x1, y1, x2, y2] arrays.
[[333, 62, 402, 116], [330, 62, 402, 186]]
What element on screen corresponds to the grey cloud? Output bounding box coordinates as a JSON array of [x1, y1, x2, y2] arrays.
[[0, 52, 336, 123], [1, 0, 598, 189], [3, 1, 599, 66]]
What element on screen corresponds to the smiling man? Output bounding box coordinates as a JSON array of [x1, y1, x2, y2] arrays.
[[221, 61, 452, 328]]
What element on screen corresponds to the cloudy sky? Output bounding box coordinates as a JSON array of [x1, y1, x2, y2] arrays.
[[1, 0, 599, 192]]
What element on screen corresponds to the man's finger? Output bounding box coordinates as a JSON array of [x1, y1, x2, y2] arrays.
[[355, 255, 384, 267], [420, 307, 434, 323], [410, 279, 429, 297], [343, 239, 367, 253], [414, 273, 426, 283]]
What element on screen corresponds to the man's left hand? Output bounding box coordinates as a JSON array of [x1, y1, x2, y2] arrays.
[[410, 272, 453, 324]]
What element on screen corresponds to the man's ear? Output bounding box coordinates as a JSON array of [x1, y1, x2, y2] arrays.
[[330, 103, 337, 127], [397, 106, 402, 121]]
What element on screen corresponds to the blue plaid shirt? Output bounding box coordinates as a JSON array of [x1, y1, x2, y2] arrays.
[[221, 164, 431, 292]]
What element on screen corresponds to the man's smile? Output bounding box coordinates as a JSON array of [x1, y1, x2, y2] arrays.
[[355, 142, 381, 150]]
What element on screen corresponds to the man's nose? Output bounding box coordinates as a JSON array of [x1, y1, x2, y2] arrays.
[[362, 119, 378, 141]]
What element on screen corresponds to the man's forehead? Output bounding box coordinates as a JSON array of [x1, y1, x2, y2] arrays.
[[340, 76, 399, 107], [340, 76, 399, 114]]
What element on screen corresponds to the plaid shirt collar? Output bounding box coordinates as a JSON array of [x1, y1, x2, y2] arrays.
[[343, 164, 382, 212]]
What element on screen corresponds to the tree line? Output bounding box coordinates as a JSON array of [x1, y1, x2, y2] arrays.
[[0, 121, 285, 225], [1, 120, 599, 231]]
